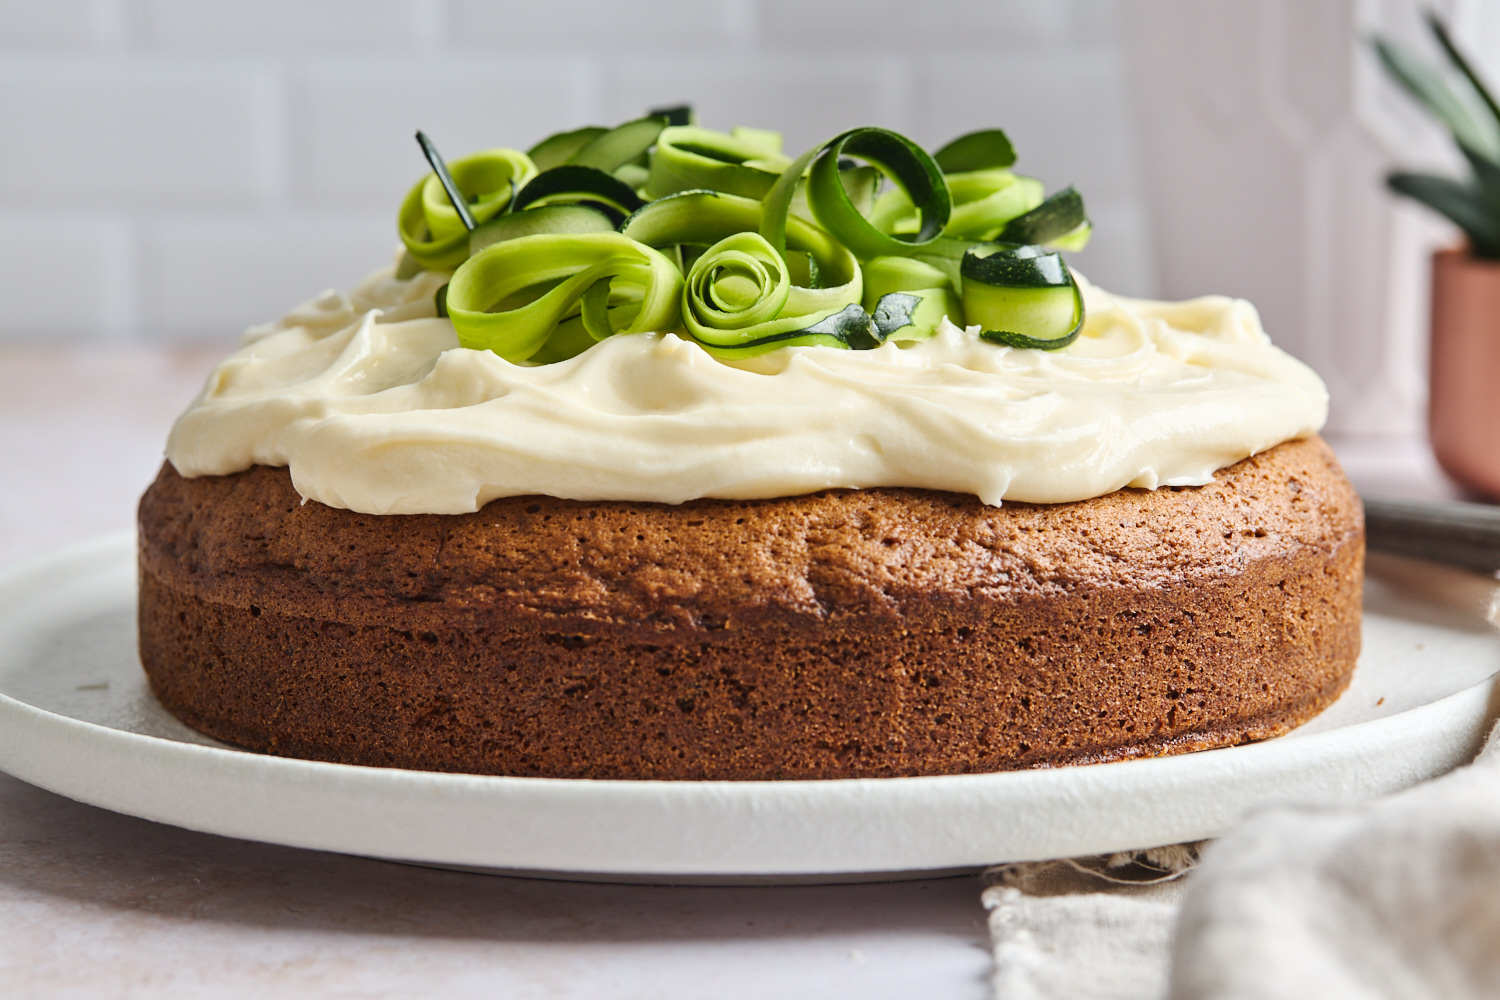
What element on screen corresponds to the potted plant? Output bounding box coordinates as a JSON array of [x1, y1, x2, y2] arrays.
[[1375, 15, 1500, 498]]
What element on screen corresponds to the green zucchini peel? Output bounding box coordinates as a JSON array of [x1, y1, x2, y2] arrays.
[[512, 165, 646, 223], [872, 169, 1045, 242], [645, 126, 793, 201], [568, 115, 669, 173], [861, 256, 963, 342], [962, 244, 1084, 350], [934, 129, 1017, 172], [800, 128, 952, 260], [995, 186, 1090, 248], [649, 104, 694, 127], [526, 126, 607, 173]]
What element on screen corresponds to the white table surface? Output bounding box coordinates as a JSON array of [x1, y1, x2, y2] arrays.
[[0, 346, 1473, 998]]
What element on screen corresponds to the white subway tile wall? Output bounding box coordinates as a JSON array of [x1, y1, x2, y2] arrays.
[[0, 1, 124, 49], [137, 0, 428, 50], [0, 0, 1148, 346]]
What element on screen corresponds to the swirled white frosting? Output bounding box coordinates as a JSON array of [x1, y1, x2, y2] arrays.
[[165, 261, 1327, 514]]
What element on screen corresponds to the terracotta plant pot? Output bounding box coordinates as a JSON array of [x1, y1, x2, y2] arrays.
[[1429, 248, 1500, 498]]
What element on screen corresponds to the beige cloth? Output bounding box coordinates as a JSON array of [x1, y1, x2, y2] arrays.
[[985, 724, 1500, 1000], [984, 846, 1200, 1000], [1170, 722, 1500, 999]]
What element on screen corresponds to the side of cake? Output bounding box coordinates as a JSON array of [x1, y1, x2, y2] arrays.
[[139, 436, 1360, 780]]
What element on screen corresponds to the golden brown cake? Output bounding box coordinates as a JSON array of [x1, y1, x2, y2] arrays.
[[141, 115, 1358, 781], [137, 434, 1362, 781]]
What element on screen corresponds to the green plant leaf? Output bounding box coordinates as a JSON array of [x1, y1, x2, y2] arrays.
[[1456, 140, 1500, 208], [995, 186, 1088, 245], [1388, 171, 1500, 257], [1373, 36, 1499, 159], [1427, 14, 1500, 151]]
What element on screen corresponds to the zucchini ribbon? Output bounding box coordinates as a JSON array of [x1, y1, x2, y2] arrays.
[[963, 244, 1084, 350], [406, 114, 1094, 363], [623, 189, 865, 357], [399, 147, 536, 270], [445, 233, 682, 364]]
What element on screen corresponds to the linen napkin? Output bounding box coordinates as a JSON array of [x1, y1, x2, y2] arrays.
[[1169, 720, 1500, 999], [984, 844, 1200, 1000], [984, 723, 1500, 1000]]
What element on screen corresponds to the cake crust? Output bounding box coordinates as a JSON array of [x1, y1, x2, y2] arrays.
[[137, 436, 1363, 780]]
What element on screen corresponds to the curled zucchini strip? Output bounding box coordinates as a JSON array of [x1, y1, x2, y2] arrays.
[[567, 115, 668, 173], [624, 194, 864, 357], [644, 126, 792, 200], [866, 129, 1056, 246], [760, 133, 967, 352], [944, 171, 1046, 240], [798, 128, 952, 260], [527, 126, 607, 172], [961, 244, 1084, 350], [399, 148, 537, 270], [623, 189, 859, 310], [682, 232, 875, 356], [871, 169, 1045, 242], [684, 232, 789, 338], [525, 115, 667, 196], [995, 186, 1090, 249], [512, 165, 645, 224], [446, 233, 683, 363], [861, 256, 963, 342], [933, 129, 1017, 172], [468, 204, 616, 256]]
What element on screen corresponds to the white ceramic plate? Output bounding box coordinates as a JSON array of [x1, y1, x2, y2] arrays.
[[0, 533, 1496, 884]]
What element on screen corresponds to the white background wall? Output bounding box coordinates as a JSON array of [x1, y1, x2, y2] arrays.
[[0, 0, 1148, 346]]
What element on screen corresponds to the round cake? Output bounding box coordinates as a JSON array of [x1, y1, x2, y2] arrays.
[[139, 112, 1361, 780], [137, 435, 1361, 780]]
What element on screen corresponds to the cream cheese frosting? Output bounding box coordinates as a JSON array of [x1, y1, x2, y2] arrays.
[[165, 260, 1328, 515]]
